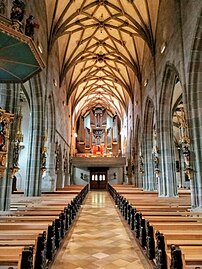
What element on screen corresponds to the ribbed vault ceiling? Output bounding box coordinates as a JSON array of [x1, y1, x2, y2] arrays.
[[46, 0, 159, 119]]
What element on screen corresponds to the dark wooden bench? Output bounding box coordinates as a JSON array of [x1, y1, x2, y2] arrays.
[[0, 185, 89, 268], [108, 184, 202, 269]]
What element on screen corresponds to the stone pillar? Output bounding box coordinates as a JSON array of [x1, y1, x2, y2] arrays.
[[188, 91, 202, 208], [142, 143, 156, 191], [64, 147, 71, 186], [159, 133, 178, 197], [186, 17, 202, 209], [41, 142, 56, 192], [55, 144, 64, 189], [127, 158, 132, 185], [158, 65, 179, 197], [65, 173, 71, 186], [144, 149, 156, 191], [142, 99, 156, 191], [24, 77, 44, 196]]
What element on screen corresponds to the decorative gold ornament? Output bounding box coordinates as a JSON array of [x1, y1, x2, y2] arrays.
[[55, 141, 60, 173], [63, 150, 68, 174], [0, 108, 14, 177], [41, 146, 47, 172], [0, 154, 6, 166], [152, 127, 160, 177], [11, 107, 24, 176], [174, 106, 193, 180]]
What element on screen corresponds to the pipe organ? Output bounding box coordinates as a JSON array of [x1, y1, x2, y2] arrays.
[[77, 107, 120, 156]]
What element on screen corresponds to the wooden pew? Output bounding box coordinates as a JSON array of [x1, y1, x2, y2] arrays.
[[0, 215, 57, 222], [149, 221, 202, 231], [154, 231, 202, 269], [140, 215, 202, 222], [141, 215, 202, 268], [0, 184, 89, 268], [0, 239, 36, 246], [0, 185, 88, 267], [143, 215, 202, 267], [108, 184, 202, 269], [0, 245, 34, 268], [0, 245, 24, 263], [0, 222, 52, 230]]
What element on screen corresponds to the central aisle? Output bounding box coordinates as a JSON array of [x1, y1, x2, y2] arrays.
[[51, 191, 152, 269]]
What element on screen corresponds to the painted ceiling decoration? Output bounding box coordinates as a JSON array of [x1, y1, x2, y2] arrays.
[[45, 0, 159, 120]]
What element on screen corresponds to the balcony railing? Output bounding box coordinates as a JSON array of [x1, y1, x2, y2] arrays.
[[74, 152, 124, 158]]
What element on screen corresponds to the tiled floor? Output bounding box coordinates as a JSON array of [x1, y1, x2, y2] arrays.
[[50, 191, 153, 269]]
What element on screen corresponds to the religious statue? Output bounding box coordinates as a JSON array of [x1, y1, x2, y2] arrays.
[[41, 148, 47, 171], [153, 155, 159, 170], [63, 151, 68, 174], [25, 15, 39, 39], [175, 106, 193, 179], [175, 106, 190, 144], [13, 141, 20, 168], [139, 154, 144, 174], [182, 145, 190, 166], [10, 0, 25, 22], [152, 127, 160, 177], [0, 108, 14, 176], [55, 141, 60, 172]]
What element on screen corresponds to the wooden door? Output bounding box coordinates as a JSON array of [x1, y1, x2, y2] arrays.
[[90, 172, 107, 190]]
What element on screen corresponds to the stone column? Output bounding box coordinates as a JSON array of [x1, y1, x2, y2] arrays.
[[24, 76, 44, 196], [64, 147, 71, 186], [188, 90, 202, 209], [41, 142, 56, 192], [159, 129, 178, 197], [142, 99, 156, 191], [186, 18, 202, 209], [127, 158, 132, 185], [55, 144, 64, 189]]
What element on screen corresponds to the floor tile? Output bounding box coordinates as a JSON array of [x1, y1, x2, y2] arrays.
[[50, 191, 152, 269]]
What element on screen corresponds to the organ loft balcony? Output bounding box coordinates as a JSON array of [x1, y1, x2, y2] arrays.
[[72, 139, 126, 168], [72, 106, 126, 168], [72, 154, 126, 168]]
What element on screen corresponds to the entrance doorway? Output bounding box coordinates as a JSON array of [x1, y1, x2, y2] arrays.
[[89, 168, 108, 190]]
